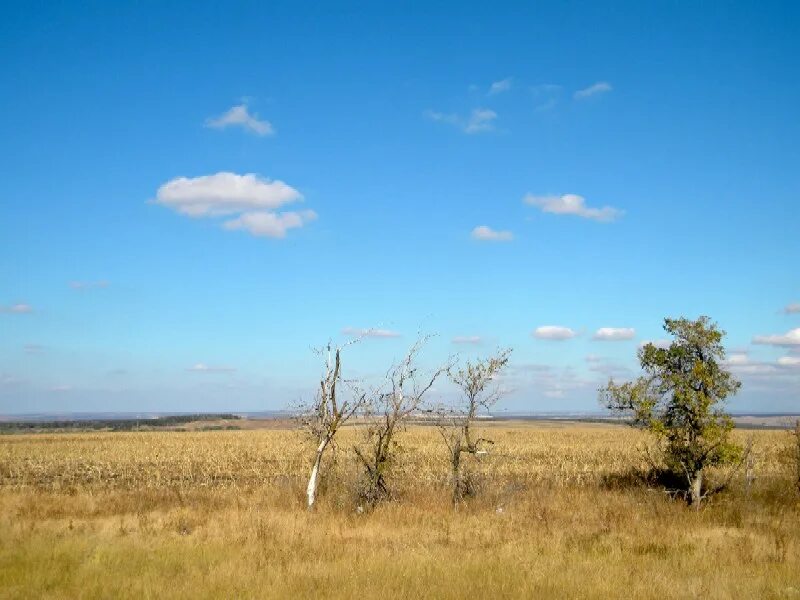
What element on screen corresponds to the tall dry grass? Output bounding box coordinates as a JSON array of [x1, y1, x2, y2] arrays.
[[1, 422, 798, 599]]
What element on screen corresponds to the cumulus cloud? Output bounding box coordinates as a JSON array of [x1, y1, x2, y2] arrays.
[[533, 326, 577, 341], [341, 327, 401, 339], [593, 327, 635, 341], [424, 108, 498, 134], [721, 351, 800, 379], [752, 328, 800, 347], [69, 280, 109, 290], [524, 193, 623, 222], [154, 172, 302, 217], [205, 103, 274, 136], [152, 172, 314, 239], [784, 303, 800, 314], [452, 336, 482, 345], [471, 225, 514, 242], [223, 210, 317, 239], [488, 78, 512, 95], [0, 303, 33, 314], [574, 81, 612, 99], [186, 363, 236, 373]]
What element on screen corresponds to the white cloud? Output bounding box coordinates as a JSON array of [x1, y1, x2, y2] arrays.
[[154, 172, 302, 217], [223, 210, 317, 239], [424, 108, 498, 134], [488, 78, 512, 95], [593, 327, 635, 341], [49, 384, 72, 392], [752, 328, 800, 347], [585, 355, 632, 377], [722, 352, 782, 376], [0, 303, 33, 314], [533, 326, 577, 341], [187, 363, 236, 373], [205, 103, 274, 136], [784, 303, 800, 314], [152, 172, 314, 239], [24, 344, 44, 354], [465, 109, 498, 133], [524, 193, 623, 222], [341, 327, 401, 339], [471, 225, 514, 242], [69, 280, 109, 290], [778, 356, 800, 367], [452, 336, 482, 345], [574, 81, 613, 99]]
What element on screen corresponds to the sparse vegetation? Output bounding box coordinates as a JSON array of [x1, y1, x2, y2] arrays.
[[353, 336, 449, 506], [1, 422, 798, 599], [438, 348, 511, 505]]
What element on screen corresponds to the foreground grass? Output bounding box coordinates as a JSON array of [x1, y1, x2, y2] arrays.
[[1, 423, 798, 599]]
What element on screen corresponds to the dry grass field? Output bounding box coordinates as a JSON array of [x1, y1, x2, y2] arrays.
[[1, 422, 798, 599]]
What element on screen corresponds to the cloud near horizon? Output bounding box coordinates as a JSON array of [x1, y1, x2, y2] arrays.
[[153, 172, 314, 239], [533, 326, 577, 340], [524, 193, 623, 222], [186, 363, 236, 373], [471, 225, 514, 242], [752, 328, 800, 347], [341, 327, 401, 339], [592, 327, 635, 341], [205, 103, 274, 136], [452, 336, 482, 345], [574, 81, 613, 99]]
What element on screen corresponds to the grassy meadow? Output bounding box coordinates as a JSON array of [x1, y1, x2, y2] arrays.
[[1, 421, 799, 599]]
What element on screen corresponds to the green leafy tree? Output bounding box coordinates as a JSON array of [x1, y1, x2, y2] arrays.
[[599, 316, 741, 506]]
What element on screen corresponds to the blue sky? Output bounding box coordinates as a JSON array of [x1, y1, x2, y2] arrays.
[[1, 1, 799, 414]]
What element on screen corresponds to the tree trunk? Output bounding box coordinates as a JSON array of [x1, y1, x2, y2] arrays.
[[307, 437, 330, 509], [451, 443, 462, 507], [689, 469, 703, 508]]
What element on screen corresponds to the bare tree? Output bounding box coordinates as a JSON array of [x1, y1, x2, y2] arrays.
[[438, 348, 512, 505], [299, 340, 367, 509], [354, 336, 451, 506]]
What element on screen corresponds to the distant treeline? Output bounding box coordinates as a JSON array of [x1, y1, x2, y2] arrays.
[[0, 414, 242, 433]]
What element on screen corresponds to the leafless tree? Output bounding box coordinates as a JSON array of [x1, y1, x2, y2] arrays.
[[437, 348, 512, 506], [354, 336, 451, 506], [298, 340, 368, 509]]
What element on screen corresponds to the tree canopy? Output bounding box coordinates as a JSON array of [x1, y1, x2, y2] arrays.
[[600, 316, 741, 504]]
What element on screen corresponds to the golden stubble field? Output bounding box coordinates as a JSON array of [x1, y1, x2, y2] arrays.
[[1, 422, 798, 599]]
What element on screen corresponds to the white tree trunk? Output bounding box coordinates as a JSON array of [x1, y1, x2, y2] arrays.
[[306, 437, 330, 509], [689, 470, 703, 508]]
